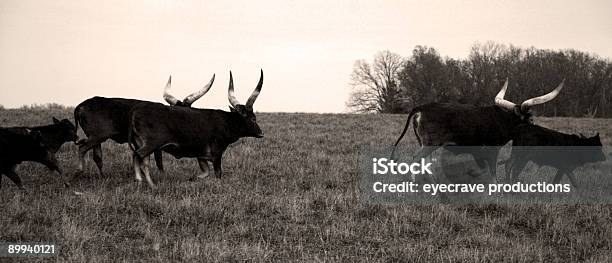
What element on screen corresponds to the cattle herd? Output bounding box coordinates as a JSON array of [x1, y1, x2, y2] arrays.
[[0, 74, 607, 193], [1, 70, 264, 191], [392, 79, 606, 187]]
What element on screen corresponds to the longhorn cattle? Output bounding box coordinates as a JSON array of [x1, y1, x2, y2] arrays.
[[503, 124, 606, 188], [73, 75, 215, 177], [128, 70, 264, 188], [1, 118, 77, 190], [391, 79, 565, 182]]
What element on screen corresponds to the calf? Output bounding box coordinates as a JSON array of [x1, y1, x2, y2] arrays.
[[7, 117, 78, 153], [0, 127, 68, 190], [504, 124, 606, 188]]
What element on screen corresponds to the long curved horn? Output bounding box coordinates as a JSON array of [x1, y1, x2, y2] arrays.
[[245, 69, 263, 107], [183, 74, 215, 106], [228, 71, 240, 107], [494, 78, 516, 110], [520, 80, 564, 112], [163, 75, 179, 106]]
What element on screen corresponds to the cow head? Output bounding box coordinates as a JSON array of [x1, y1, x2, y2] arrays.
[[52, 117, 79, 143], [163, 74, 216, 107], [228, 70, 264, 138], [494, 79, 564, 123]]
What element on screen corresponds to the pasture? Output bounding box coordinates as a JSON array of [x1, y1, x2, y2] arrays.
[[1, 106, 611, 262]]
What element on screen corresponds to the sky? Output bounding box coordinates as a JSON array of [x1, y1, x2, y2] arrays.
[[0, 0, 611, 112]]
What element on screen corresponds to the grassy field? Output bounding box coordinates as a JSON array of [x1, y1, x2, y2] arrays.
[[1, 106, 612, 262]]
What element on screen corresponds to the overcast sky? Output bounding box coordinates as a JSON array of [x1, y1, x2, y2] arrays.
[[1, 0, 611, 112]]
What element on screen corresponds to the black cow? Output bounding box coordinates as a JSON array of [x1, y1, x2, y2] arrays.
[[504, 124, 606, 188], [7, 117, 78, 153], [128, 70, 264, 188], [0, 118, 77, 190], [391, 80, 565, 182], [73, 75, 215, 177]]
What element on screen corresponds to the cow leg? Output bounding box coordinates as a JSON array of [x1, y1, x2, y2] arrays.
[[553, 169, 579, 189], [510, 158, 529, 183], [77, 145, 88, 175], [153, 150, 164, 173], [40, 151, 60, 174], [133, 153, 144, 184], [551, 169, 564, 184], [566, 171, 579, 189], [132, 143, 157, 189], [4, 169, 25, 191], [192, 158, 210, 180], [75, 138, 104, 178], [409, 146, 439, 182], [504, 158, 513, 183], [41, 155, 70, 188], [485, 148, 500, 183], [92, 144, 104, 177], [141, 156, 156, 189], [78, 141, 96, 172], [468, 147, 499, 181], [212, 154, 223, 178]]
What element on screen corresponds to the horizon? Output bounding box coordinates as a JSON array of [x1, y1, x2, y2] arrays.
[[1, 0, 611, 112]]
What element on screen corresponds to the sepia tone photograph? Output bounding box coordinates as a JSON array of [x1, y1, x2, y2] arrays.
[[1, 0, 611, 261]]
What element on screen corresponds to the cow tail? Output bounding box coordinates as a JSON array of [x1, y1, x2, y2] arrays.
[[73, 105, 80, 131], [73, 105, 86, 145], [127, 119, 136, 153], [390, 107, 421, 159]]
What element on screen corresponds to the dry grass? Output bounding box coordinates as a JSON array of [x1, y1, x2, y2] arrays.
[[1, 107, 611, 262]]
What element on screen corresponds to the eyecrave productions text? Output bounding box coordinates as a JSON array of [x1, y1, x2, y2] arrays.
[[372, 181, 571, 196]]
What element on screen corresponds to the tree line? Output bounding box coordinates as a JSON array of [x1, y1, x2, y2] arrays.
[[347, 42, 612, 118]]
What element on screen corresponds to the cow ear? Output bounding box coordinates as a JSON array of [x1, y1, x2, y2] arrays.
[[52, 117, 61, 124]]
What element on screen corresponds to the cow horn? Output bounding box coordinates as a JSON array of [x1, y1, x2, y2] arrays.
[[245, 69, 263, 107], [183, 74, 215, 106], [228, 71, 240, 107], [520, 80, 564, 112], [163, 75, 180, 106], [494, 78, 516, 110]]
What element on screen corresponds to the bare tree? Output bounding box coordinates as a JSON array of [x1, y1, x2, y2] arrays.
[[346, 50, 404, 113], [349, 44, 612, 117]]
